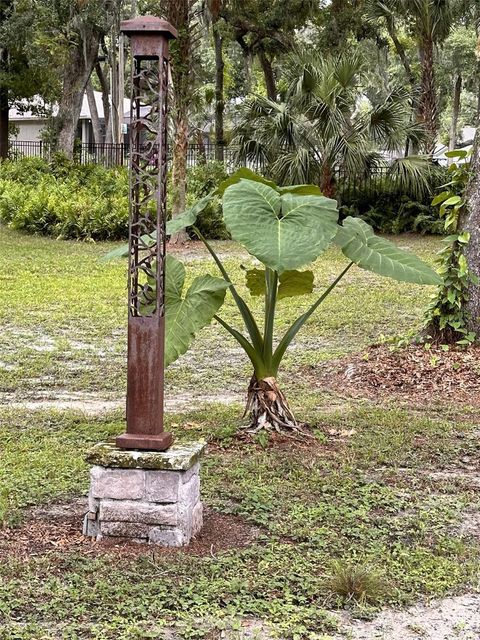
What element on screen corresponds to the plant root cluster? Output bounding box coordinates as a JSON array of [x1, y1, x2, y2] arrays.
[[244, 376, 312, 438]]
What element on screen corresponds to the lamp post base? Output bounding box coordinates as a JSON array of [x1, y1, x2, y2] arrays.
[[83, 440, 206, 547], [116, 432, 173, 451]]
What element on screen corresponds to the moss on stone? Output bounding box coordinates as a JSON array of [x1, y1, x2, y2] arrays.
[[86, 440, 206, 470]]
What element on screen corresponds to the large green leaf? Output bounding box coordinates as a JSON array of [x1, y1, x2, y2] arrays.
[[166, 195, 213, 235], [216, 168, 277, 196], [102, 196, 213, 261], [216, 168, 323, 197], [223, 179, 338, 272], [164, 255, 229, 366], [244, 268, 266, 297], [102, 240, 131, 261], [278, 269, 314, 299], [335, 217, 441, 285], [245, 267, 314, 299], [277, 185, 323, 196]]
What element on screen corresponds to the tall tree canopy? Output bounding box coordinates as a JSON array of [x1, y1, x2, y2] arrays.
[[366, 0, 453, 153], [0, 0, 60, 157], [220, 0, 318, 100]]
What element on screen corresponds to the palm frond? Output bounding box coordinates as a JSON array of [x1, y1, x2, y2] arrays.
[[387, 155, 442, 200]]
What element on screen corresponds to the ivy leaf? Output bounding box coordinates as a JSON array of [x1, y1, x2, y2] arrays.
[[445, 150, 468, 159], [442, 196, 462, 207], [432, 191, 451, 206]]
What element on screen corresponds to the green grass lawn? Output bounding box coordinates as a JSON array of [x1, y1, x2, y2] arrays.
[[1, 227, 480, 640]]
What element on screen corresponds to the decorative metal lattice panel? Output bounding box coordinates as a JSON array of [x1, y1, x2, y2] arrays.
[[128, 54, 169, 317]]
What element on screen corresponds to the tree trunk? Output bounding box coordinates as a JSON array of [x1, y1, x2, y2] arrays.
[[170, 115, 189, 244], [95, 62, 112, 144], [164, 0, 193, 244], [86, 80, 102, 144], [449, 74, 462, 153], [118, 33, 125, 142], [56, 36, 100, 158], [196, 129, 206, 164], [258, 50, 277, 101], [477, 78, 480, 125], [109, 38, 119, 144], [418, 39, 438, 155], [462, 129, 480, 336], [387, 20, 416, 89], [320, 163, 335, 197], [385, 19, 418, 157], [213, 24, 225, 162], [245, 375, 301, 433], [0, 58, 8, 160], [0, 3, 11, 160]]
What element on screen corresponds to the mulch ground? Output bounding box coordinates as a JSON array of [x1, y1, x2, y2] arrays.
[[306, 344, 480, 406], [0, 500, 261, 561]]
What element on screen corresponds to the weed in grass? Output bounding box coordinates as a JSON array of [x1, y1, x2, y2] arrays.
[[328, 561, 388, 605]]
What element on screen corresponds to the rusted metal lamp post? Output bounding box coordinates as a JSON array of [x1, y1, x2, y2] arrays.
[[116, 16, 177, 452]]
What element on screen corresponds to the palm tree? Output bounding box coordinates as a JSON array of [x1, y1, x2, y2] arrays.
[[233, 52, 424, 195], [366, 0, 452, 154], [405, 0, 452, 153]]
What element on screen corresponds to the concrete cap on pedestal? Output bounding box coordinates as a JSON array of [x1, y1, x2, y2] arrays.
[[86, 440, 206, 471]]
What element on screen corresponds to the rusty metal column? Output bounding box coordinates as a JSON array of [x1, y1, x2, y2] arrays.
[[116, 16, 177, 451]]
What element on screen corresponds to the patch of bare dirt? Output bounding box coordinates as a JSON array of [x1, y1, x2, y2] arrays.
[[166, 239, 243, 262], [0, 390, 243, 414], [0, 499, 261, 561], [331, 594, 480, 639], [307, 344, 480, 406]]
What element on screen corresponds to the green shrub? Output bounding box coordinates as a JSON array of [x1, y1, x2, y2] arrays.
[[0, 157, 229, 241], [340, 194, 444, 235], [338, 170, 447, 235], [0, 157, 129, 240], [170, 161, 229, 240], [0, 156, 51, 184]]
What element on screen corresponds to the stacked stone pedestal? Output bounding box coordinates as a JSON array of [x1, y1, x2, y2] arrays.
[[83, 441, 205, 547]]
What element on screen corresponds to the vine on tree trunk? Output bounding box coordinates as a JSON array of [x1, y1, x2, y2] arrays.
[[424, 150, 477, 345]]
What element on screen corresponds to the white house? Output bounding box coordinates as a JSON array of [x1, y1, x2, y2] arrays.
[[9, 91, 131, 145]]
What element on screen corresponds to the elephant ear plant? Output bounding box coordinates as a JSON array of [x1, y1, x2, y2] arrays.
[[106, 169, 441, 434]]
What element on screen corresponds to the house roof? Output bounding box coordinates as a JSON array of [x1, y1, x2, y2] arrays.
[[434, 126, 476, 165]]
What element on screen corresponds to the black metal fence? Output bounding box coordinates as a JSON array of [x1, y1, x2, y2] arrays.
[[9, 140, 237, 167], [9, 140, 263, 170], [9, 141, 130, 166], [8, 140, 409, 200], [336, 166, 392, 201], [10, 140, 50, 159]]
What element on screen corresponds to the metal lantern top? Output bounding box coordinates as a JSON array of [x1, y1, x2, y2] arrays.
[[120, 16, 177, 58]]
